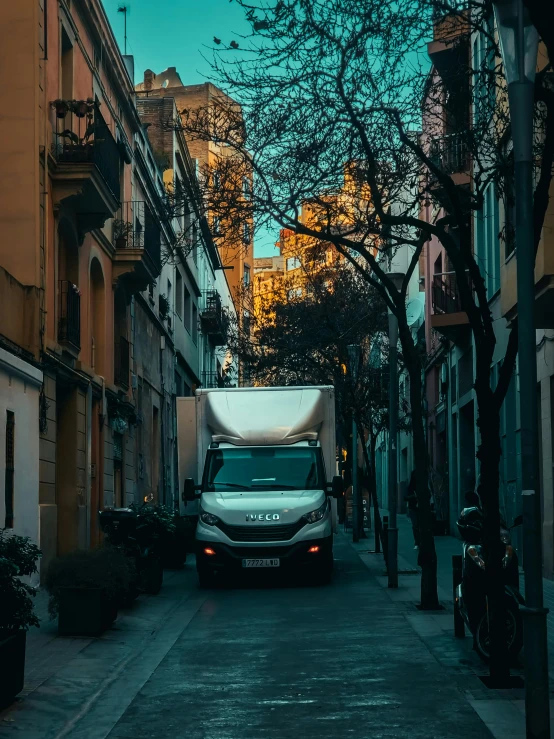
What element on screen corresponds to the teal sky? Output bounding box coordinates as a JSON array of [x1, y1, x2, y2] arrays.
[[104, 0, 280, 256]]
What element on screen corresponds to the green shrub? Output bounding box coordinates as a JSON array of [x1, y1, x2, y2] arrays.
[[45, 546, 138, 618], [0, 530, 42, 631]]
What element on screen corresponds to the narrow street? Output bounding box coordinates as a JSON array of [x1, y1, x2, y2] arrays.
[[1, 535, 493, 739]]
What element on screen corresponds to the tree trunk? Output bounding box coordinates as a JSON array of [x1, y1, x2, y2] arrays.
[[399, 320, 440, 610], [475, 381, 510, 684], [354, 421, 368, 539], [361, 426, 383, 553]]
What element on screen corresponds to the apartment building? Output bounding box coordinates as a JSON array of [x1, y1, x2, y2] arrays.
[[0, 0, 220, 571]]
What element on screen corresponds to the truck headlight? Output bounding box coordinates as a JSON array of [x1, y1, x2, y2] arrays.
[[303, 500, 328, 524], [199, 507, 220, 526]]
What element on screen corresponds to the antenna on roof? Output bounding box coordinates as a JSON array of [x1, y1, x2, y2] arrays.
[[117, 5, 129, 55]]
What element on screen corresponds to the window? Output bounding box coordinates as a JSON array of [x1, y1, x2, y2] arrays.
[[213, 170, 221, 189], [204, 446, 324, 492], [212, 216, 221, 236], [192, 303, 198, 345], [243, 310, 251, 334], [184, 285, 192, 332], [148, 281, 154, 303], [243, 176, 251, 199], [243, 265, 251, 287], [192, 221, 198, 263], [175, 270, 183, 318], [4, 411, 14, 528], [167, 279, 172, 318], [243, 222, 251, 245], [286, 256, 301, 271], [61, 28, 74, 100]]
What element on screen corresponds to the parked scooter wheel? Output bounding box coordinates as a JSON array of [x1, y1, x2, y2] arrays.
[[474, 605, 523, 662], [142, 557, 164, 595]]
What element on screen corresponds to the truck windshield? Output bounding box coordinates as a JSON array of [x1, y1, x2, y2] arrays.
[[204, 447, 324, 492]]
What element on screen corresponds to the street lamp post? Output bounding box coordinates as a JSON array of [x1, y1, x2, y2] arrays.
[[493, 3, 548, 737], [348, 343, 362, 543], [387, 272, 405, 589]]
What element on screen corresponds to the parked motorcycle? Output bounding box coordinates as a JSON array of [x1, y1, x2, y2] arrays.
[[99, 507, 164, 597], [455, 500, 524, 662]]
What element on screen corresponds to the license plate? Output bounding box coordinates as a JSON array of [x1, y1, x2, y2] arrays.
[[242, 558, 280, 568]]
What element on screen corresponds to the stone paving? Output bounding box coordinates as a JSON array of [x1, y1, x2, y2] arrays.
[[0, 535, 499, 739], [353, 513, 554, 738]]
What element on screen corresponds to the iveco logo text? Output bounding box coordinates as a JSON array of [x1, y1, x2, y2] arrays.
[[246, 514, 280, 521]]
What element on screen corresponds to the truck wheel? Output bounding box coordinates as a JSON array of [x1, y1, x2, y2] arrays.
[[198, 568, 215, 589]]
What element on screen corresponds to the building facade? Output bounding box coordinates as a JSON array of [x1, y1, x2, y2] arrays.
[[375, 11, 554, 579], [0, 0, 238, 573]]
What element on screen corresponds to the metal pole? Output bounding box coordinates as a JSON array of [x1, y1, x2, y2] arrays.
[[383, 515, 389, 569], [452, 555, 465, 639], [388, 312, 399, 588], [352, 416, 359, 543], [510, 72, 551, 739]]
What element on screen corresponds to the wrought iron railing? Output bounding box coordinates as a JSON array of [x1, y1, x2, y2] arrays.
[[429, 133, 469, 175], [202, 371, 226, 389], [58, 280, 81, 349], [432, 271, 470, 314], [114, 336, 130, 389], [200, 291, 228, 345], [51, 101, 120, 201], [113, 201, 162, 273]]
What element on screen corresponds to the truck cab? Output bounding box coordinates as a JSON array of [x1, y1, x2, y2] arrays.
[[177, 386, 341, 587]]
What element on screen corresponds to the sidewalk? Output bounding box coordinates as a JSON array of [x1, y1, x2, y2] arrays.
[[0, 569, 206, 739], [345, 514, 554, 739], [393, 512, 554, 662]]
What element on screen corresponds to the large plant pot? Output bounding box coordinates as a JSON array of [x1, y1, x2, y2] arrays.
[[57, 587, 116, 637], [0, 630, 26, 706]]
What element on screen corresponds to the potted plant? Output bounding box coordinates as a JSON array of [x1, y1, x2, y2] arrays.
[[0, 531, 41, 706], [72, 99, 93, 118], [45, 546, 137, 637], [130, 503, 185, 570], [52, 98, 69, 118], [113, 219, 133, 249]]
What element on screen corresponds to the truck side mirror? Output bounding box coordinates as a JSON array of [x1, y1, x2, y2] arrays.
[[183, 478, 197, 502], [330, 475, 344, 498]]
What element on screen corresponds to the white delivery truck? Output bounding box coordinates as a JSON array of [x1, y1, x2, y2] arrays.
[[176, 386, 342, 587]]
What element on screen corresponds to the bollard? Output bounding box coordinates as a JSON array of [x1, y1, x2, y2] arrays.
[[452, 554, 465, 638], [382, 516, 389, 569]]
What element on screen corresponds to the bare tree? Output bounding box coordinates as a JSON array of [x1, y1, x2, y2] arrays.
[[230, 264, 392, 542], [170, 0, 554, 680]]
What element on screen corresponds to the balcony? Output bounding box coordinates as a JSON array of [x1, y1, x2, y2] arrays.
[[429, 133, 469, 176], [431, 271, 470, 342], [202, 371, 226, 389], [49, 101, 121, 238], [112, 201, 162, 292], [58, 280, 81, 351], [200, 291, 228, 346], [114, 336, 130, 390]]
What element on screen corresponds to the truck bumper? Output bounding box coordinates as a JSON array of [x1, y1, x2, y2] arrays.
[[196, 535, 333, 575]]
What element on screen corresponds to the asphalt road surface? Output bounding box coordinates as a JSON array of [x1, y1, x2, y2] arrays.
[[0, 534, 493, 739]]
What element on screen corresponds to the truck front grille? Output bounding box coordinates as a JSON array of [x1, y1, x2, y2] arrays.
[[215, 520, 306, 542]]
